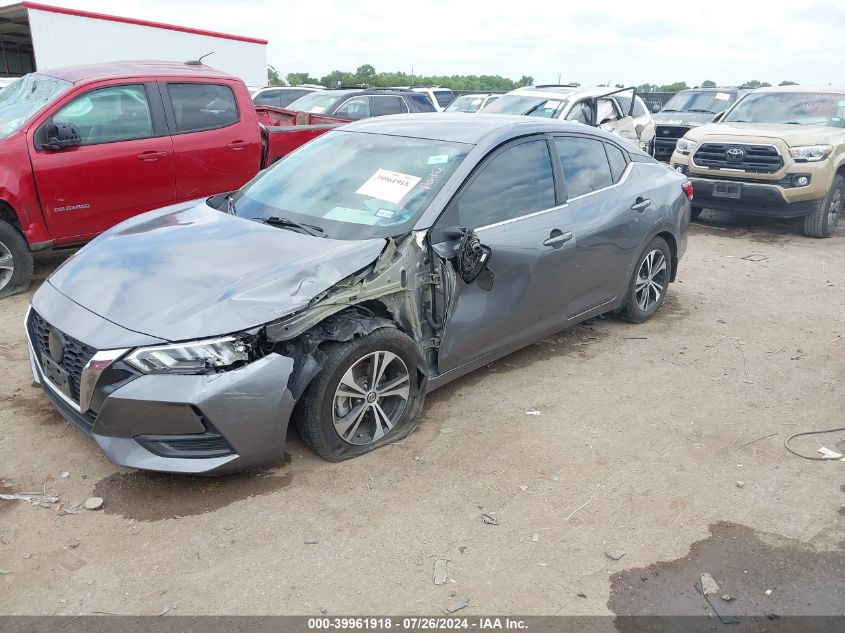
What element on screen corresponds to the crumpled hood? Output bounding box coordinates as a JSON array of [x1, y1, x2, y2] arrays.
[[653, 111, 719, 127], [45, 201, 387, 342], [685, 122, 841, 146]]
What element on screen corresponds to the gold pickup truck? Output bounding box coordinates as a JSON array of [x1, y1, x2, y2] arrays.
[[670, 86, 845, 237]]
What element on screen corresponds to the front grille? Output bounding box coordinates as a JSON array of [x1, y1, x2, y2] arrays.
[[28, 310, 97, 403], [656, 125, 689, 140], [693, 143, 783, 174]]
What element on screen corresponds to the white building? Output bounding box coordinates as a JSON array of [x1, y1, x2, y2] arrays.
[[0, 2, 268, 87]]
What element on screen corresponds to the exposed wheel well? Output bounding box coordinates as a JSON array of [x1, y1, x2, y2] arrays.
[[0, 201, 23, 235], [657, 231, 679, 282]]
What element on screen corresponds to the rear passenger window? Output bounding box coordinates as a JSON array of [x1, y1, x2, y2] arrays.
[[253, 90, 281, 106], [167, 83, 239, 133], [554, 137, 613, 198], [604, 143, 629, 182], [409, 93, 437, 112], [457, 140, 555, 228], [370, 96, 408, 116]]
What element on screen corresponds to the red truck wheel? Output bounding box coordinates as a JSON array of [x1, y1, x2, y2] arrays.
[[0, 220, 33, 299]]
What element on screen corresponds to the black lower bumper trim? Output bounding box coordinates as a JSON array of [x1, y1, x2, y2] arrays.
[[690, 177, 824, 218], [135, 433, 236, 459], [40, 382, 96, 435]]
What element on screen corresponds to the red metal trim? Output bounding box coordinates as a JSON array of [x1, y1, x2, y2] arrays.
[[21, 2, 269, 45]]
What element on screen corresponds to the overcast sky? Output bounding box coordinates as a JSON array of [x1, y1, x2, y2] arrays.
[[44, 0, 844, 86]]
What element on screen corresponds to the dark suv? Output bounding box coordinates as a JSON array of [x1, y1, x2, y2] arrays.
[[283, 88, 436, 119], [653, 87, 751, 161]]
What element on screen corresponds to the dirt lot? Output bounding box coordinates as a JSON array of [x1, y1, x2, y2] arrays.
[[1, 212, 844, 617]]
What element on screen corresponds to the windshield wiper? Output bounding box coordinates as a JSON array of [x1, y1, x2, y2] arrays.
[[258, 216, 324, 237], [661, 109, 681, 112], [686, 109, 717, 113]]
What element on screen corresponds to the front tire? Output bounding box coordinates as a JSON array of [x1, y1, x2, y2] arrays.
[[296, 328, 426, 462], [620, 237, 673, 324], [0, 220, 33, 299], [803, 174, 843, 238]]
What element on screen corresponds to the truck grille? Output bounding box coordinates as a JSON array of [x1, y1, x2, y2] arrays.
[[27, 310, 97, 404], [693, 143, 783, 174], [656, 125, 689, 140]]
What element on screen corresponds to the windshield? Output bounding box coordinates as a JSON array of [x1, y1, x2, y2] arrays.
[[445, 95, 487, 113], [0, 73, 72, 139], [724, 91, 845, 126], [233, 131, 471, 240], [662, 90, 736, 114], [481, 94, 563, 118], [285, 90, 349, 114]]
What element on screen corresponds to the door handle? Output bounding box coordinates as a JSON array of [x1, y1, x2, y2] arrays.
[[543, 230, 573, 248], [136, 151, 168, 161], [631, 198, 652, 213], [227, 140, 251, 150]]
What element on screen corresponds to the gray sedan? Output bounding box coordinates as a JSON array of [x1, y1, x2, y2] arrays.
[[26, 114, 692, 473]]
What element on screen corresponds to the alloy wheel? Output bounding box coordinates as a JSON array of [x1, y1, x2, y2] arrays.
[[827, 186, 842, 228], [332, 350, 410, 445], [636, 249, 667, 313], [0, 240, 14, 292]]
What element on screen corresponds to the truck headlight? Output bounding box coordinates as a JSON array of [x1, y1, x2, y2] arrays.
[[676, 138, 697, 155], [125, 335, 251, 375], [788, 145, 833, 162]]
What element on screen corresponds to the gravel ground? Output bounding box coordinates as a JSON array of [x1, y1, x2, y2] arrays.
[[0, 212, 843, 617]]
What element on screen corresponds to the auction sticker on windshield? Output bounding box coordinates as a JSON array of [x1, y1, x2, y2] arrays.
[[357, 169, 422, 204]]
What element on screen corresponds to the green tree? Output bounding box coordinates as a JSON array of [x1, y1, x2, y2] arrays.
[[743, 80, 772, 89], [267, 65, 285, 86], [286, 72, 319, 86], [518, 75, 534, 87], [778, 80, 797, 86], [638, 83, 658, 93], [659, 81, 689, 93], [701, 80, 716, 87]]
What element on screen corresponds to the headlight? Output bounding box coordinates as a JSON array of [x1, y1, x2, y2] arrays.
[[676, 138, 697, 155], [788, 145, 833, 162], [125, 335, 251, 375]]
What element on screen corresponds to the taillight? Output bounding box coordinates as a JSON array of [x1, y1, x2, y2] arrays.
[[682, 181, 694, 200]]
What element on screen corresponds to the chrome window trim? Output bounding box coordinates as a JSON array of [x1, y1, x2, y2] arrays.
[[476, 159, 633, 232]]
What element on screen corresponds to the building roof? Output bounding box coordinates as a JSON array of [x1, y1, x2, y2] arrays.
[[39, 60, 235, 83], [0, 2, 267, 44]]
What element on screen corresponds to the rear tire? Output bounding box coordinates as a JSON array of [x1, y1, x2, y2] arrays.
[[0, 220, 33, 299], [690, 206, 704, 221], [803, 174, 843, 238], [296, 328, 426, 462], [620, 237, 673, 324]]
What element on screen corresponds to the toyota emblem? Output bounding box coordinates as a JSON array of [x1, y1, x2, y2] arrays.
[[47, 328, 66, 364], [725, 147, 745, 161]]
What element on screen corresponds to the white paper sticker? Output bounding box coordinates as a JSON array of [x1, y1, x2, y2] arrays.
[[715, 92, 731, 100], [428, 155, 450, 165], [356, 169, 421, 204], [324, 206, 380, 225]]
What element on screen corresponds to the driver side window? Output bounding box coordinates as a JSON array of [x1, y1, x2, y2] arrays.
[[455, 139, 556, 228], [334, 96, 371, 120], [53, 84, 153, 145], [566, 100, 593, 125]]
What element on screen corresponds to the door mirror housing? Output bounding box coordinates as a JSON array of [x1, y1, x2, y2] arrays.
[[713, 111, 726, 123], [652, 104, 661, 113], [41, 122, 82, 150]]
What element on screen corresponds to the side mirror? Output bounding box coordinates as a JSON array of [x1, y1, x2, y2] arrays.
[[456, 229, 492, 288], [713, 111, 726, 123], [652, 104, 661, 113], [41, 122, 81, 150]]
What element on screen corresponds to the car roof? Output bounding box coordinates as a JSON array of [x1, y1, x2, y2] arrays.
[[37, 60, 235, 84], [340, 113, 612, 144], [509, 86, 644, 100], [751, 85, 845, 94]]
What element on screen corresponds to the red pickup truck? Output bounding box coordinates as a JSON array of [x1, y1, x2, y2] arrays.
[[0, 61, 342, 297]]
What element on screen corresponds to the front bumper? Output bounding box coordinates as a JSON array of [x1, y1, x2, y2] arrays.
[[686, 176, 824, 218], [26, 287, 297, 475]]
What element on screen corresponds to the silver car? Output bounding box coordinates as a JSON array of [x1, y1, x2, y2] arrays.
[[26, 115, 692, 474]]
